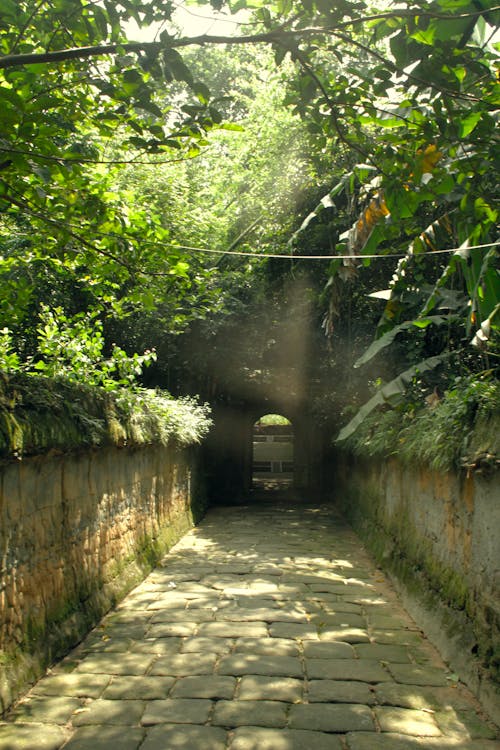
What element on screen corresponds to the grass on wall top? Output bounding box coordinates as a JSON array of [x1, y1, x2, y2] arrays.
[[341, 375, 499, 474], [0, 373, 212, 459]]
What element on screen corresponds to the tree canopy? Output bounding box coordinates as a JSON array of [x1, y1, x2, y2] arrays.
[[1, 0, 498, 449]]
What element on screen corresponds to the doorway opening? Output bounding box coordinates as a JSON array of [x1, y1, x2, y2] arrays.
[[252, 414, 294, 491]]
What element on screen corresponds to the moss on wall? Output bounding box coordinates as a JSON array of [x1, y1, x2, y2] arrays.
[[0, 441, 208, 716], [335, 455, 499, 698]]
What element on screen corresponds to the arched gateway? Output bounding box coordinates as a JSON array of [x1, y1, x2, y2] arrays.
[[203, 399, 324, 504]]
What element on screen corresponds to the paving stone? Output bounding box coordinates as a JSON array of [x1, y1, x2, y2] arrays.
[[170, 676, 236, 699], [375, 706, 442, 736], [317, 627, 371, 643], [248, 580, 281, 594], [278, 584, 310, 596], [116, 592, 160, 608], [145, 600, 189, 613], [317, 584, 376, 598], [288, 702, 375, 732], [284, 575, 343, 587], [336, 568, 373, 581], [98, 621, 149, 637], [105, 612, 152, 627], [435, 709, 498, 740], [0, 723, 67, 750], [303, 641, 355, 659], [10, 696, 82, 724], [72, 699, 145, 726], [141, 724, 227, 750], [320, 601, 364, 614], [312, 612, 367, 628], [215, 564, 255, 575], [355, 643, 412, 663], [133, 637, 182, 654], [215, 586, 253, 598], [253, 565, 285, 576], [308, 679, 376, 704], [367, 614, 413, 629], [75, 653, 155, 675], [180, 636, 234, 654], [388, 664, 450, 687], [2, 503, 496, 750], [146, 622, 198, 638], [238, 675, 304, 702], [344, 594, 388, 606], [218, 654, 303, 678], [374, 683, 442, 710], [85, 636, 136, 653], [102, 676, 175, 700], [180, 582, 217, 595], [31, 673, 110, 698], [197, 621, 269, 638], [345, 732, 500, 749], [230, 597, 281, 610], [234, 637, 299, 656], [269, 622, 319, 639], [218, 607, 307, 623], [150, 652, 217, 675], [62, 726, 145, 749], [371, 629, 423, 646], [306, 658, 391, 682], [212, 699, 288, 728], [229, 726, 344, 749], [150, 608, 215, 623], [141, 698, 212, 725]]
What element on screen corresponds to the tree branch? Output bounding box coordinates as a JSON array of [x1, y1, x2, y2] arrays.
[[0, 7, 497, 69]]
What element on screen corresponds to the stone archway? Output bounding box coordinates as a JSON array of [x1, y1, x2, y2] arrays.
[[202, 393, 324, 504]]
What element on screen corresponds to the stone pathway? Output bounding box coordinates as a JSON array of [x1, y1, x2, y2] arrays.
[[1, 502, 499, 749]]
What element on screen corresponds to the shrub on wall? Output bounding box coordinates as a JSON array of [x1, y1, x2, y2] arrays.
[[0, 373, 211, 458], [341, 374, 499, 474]]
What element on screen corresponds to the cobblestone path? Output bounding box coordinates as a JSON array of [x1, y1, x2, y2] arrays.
[[1, 502, 499, 749]]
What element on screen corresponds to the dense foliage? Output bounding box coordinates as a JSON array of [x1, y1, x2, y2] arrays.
[[0, 372, 212, 457], [0, 0, 498, 464]]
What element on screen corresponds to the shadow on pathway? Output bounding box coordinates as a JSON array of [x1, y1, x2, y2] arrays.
[[1, 501, 499, 749]]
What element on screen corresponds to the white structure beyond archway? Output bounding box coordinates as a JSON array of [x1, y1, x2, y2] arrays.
[[252, 414, 294, 489]]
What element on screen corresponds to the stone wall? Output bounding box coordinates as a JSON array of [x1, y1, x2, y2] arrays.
[[334, 454, 500, 724], [0, 443, 206, 714]]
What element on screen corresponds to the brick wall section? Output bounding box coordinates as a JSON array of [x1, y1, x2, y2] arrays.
[[0, 443, 205, 713], [334, 455, 500, 723]]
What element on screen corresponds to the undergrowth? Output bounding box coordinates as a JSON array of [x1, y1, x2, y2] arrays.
[[0, 373, 212, 458], [343, 373, 499, 473]]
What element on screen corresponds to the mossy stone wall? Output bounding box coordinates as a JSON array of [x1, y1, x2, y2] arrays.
[[0, 442, 206, 715], [334, 453, 500, 724]]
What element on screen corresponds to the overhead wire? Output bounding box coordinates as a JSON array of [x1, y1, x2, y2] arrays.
[[3, 199, 497, 263], [136, 240, 499, 261]]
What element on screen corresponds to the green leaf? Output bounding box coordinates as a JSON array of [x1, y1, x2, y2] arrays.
[[290, 174, 351, 241], [354, 316, 450, 368], [193, 81, 211, 104], [336, 354, 450, 443], [0, 0, 19, 19], [163, 49, 194, 85], [93, 6, 109, 39], [458, 112, 482, 139]]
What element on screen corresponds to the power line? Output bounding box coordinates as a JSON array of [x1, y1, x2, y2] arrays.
[[142, 240, 499, 260], [4, 199, 498, 262]]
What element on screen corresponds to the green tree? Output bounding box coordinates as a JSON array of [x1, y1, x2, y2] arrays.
[[1, 0, 498, 431]]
